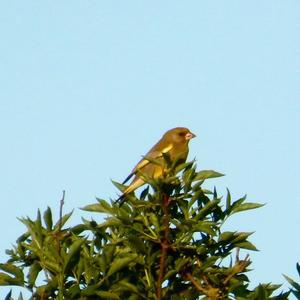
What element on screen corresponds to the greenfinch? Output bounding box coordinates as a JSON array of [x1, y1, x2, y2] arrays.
[[117, 127, 196, 203]]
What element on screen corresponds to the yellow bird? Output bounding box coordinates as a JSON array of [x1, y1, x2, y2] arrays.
[[117, 127, 196, 204]]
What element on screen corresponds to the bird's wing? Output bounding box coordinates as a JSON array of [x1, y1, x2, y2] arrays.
[[122, 143, 173, 184]]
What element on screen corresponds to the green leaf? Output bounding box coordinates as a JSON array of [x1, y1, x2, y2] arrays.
[[42, 260, 60, 274], [218, 231, 235, 243], [18, 292, 24, 300], [71, 224, 89, 234], [118, 280, 141, 294], [226, 188, 231, 210], [97, 218, 122, 228], [5, 290, 12, 300], [82, 199, 113, 214], [95, 291, 120, 299], [235, 241, 258, 251], [231, 232, 253, 243], [128, 236, 146, 253], [63, 238, 85, 273], [111, 180, 127, 192], [27, 261, 41, 287], [231, 202, 264, 214], [0, 273, 23, 286], [194, 170, 225, 181], [0, 264, 24, 282], [284, 274, 300, 291], [53, 210, 73, 230], [192, 222, 216, 235], [257, 284, 268, 299], [107, 254, 138, 277], [199, 256, 219, 270], [197, 199, 220, 220], [175, 161, 194, 174], [67, 284, 81, 298], [103, 244, 117, 266], [140, 186, 149, 200], [296, 263, 300, 277], [43, 207, 53, 231]]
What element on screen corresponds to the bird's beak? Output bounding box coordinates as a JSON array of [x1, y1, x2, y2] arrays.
[[185, 132, 196, 140]]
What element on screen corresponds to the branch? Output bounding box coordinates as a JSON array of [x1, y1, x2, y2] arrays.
[[185, 273, 220, 299], [185, 272, 206, 293], [157, 194, 171, 300], [224, 248, 251, 285], [59, 190, 65, 232]]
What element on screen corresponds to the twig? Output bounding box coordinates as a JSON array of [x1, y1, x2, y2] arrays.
[[59, 190, 65, 232], [185, 273, 220, 299], [55, 190, 66, 259], [224, 248, 251, 285], [157, 194, 171, 300], [185, 272, 206, 293], [56, 190, 66, 300]]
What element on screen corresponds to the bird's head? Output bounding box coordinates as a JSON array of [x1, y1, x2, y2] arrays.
[[164, 127, 196, 144]]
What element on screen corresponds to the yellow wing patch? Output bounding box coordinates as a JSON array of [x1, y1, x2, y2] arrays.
[[135, 143, 173, 171], [161, 144, 173, 154]]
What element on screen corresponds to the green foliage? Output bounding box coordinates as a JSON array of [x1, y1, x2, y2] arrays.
[[0, 161, 292, 299], [284, 263, 300, 299]]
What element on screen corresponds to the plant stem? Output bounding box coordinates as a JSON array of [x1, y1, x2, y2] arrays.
[[157, 194, 171, 300]]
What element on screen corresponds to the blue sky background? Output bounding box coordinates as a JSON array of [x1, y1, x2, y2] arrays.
[[0, 1, 299, 298]]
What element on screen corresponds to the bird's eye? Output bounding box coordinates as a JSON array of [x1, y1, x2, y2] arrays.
[[179, 132, 186, 136]]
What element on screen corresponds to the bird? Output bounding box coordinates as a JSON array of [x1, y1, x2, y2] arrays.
[[116, 127, 196, 204]]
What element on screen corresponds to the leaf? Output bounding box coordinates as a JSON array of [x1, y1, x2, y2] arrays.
[[140, 186, 149, 200], [189, 190, 203, 208], [107, 255, 138, 277], [194, 170, 225, 181], [4, 290, 12, 300], [162, 152, 172, 167], [296, 263, 300, 277], [43, 260, 60, 274], [235, 241, 258, 251], [284, 274, 300, 291], [18, 292, 24, 300], [43, 207, 53, 231], [257, 284, 268, 299], [231, 202, 264, 214], [231, 232, 253, 243], [71, 224, 89, 234], [82, 199, 113, 214], [118, 280, 141, 294], [103, 244, 117, 266], [95, 291, 120, 299], [164, 269, 177, 281], [111, 180, 127, 192], [0, 273, 23, 286], [63, 238, 85, 273], [197, 199, 220, 220], [192, 222, 216, 236], [0, 264, 24, 282], [36, 209, 42, 230], [199, 256, 219, 270], [53, 210, 73, 230], [175, 161, 194, 174], [226, 188, 231, 210], [27, 261, 41, 287], [128, 235, 146, 253], [218, 231, 235, 243], [67, 284, 81, 298]]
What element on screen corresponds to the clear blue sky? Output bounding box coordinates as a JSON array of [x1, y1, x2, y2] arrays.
[[1, 1, 299, 298]]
